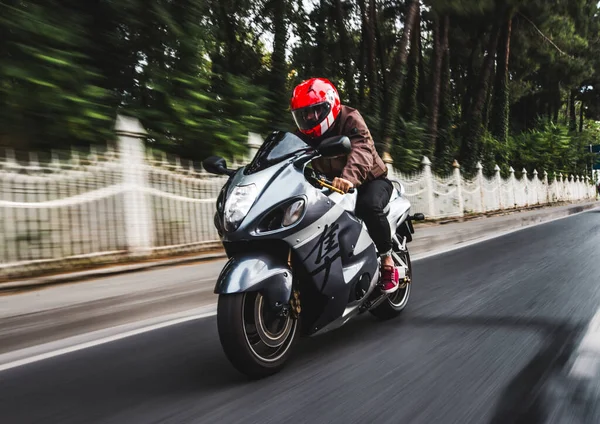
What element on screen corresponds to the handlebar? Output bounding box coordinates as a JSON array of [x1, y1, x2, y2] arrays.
[[317, 178, 356, 195]]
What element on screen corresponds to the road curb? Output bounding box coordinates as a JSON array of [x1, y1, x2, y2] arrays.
[[1, 200, 598, 293], [0, 252, 227, 293]]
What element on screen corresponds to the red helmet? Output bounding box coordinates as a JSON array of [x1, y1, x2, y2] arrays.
[[290, 78, 341, 138]]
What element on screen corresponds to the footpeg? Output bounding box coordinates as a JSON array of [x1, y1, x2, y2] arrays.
[[399, 276, 411, 289]]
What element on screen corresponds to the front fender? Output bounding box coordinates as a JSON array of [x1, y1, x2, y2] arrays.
[[214, 254, 293, 309]]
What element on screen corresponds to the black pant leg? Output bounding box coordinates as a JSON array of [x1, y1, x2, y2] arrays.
[[355, 177, 394, 254]]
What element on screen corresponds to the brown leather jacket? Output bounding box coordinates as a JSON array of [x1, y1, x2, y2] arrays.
[[297, 105, 387, 187]]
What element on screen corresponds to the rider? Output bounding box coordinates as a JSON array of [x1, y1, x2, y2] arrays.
[[290, 77, 399, 294]]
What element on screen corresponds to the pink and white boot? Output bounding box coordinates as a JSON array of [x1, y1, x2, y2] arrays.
[[380, 266, 400, 294]]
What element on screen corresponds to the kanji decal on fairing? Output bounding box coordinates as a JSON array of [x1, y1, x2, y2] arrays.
[[303, 223, 341, 291]]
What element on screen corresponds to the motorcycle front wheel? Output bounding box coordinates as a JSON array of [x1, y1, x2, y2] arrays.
[[217, 292, 298, 379]]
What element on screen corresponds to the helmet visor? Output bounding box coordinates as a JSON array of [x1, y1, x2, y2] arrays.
[[291, 102, 332, 131]]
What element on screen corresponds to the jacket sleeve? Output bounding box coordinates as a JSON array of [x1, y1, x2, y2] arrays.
[[340, 111, 374, 187]]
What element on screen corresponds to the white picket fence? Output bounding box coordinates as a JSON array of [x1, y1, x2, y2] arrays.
[[0, 115, 597, 279], [389, 158, 598, 219]]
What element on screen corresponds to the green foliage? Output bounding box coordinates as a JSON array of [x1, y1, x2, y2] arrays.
[[486, 120, 599, 177], [0, 0, 271, 160], [391, 119, 426, 173], [1, 0, 600, 178], [0, 1, 113, 148], [212, 73, 271, 159], [135, 71, 270, 162]]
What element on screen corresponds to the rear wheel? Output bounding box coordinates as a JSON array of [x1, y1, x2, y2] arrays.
[[369, 246, 412, 320], [217, 292, 298, 379]]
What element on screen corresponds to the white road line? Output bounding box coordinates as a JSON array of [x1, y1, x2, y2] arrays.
[[0, 306, 216, 373], [0, 205, 596, 373]]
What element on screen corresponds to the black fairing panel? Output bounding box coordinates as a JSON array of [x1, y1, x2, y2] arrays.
[[293, 210, 377, 334], [346, 242, 377, 303]]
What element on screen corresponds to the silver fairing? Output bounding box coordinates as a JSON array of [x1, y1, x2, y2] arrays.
[[387, 185, 411, 235], [215, 135, 411, 335]]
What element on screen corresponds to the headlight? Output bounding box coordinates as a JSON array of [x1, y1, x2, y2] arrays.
[[282, 199, 305, 227], [224, 184, 258, 231]]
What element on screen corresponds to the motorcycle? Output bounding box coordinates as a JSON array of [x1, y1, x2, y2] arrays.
[[202, 131, 424, 379]]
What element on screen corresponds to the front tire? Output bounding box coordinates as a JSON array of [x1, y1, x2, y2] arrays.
[[217, 291, 298, 379], [369, 247, 412, 320]]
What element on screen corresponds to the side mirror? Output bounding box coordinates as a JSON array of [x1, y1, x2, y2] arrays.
[[202, 156, 235, 176], [317, 135, 352, 158]]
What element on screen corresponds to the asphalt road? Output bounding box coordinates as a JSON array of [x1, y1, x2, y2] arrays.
[[2, 210, 600, 424]]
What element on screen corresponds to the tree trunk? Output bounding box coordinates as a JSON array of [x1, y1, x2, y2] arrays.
[[358, 0, 368, 109], [460, 24, 501, 172], [490, 9, 513, 143], [482, 77, 494, 131], [217, 2, 239, 74], [580, 99, 585, 132], [366, 0, 378, 109], [427, 12, 446, 153], [315, 2, 328, 76], [358, 37, 366, 109], [382, 0, 420, 157], [417, 15, 427, 119], [402, 7, 421, 122], [374, 1, 389, 152], [460, 31, 484, 128], [333, 0, 356, 105], [569, 89, 578, 132], [553, 83, 560, 123], [270, 0, 287, 129], [434, 16, 453, 171]]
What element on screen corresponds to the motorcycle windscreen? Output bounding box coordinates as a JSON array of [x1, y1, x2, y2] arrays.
[[245, 131, 309, 175]]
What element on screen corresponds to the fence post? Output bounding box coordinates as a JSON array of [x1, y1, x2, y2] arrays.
[[522, 168, 529, 206], [543, 171, 549, 204], [551, 172, 557, 202], [509, 166, 516, 208], [453, 160, 464, 217], [586, 176, 592, 199], [558, 173, 563, 201], [115, 115, 153, 256], [382, 151, 395, 179], [495, 165, 502, 209], [476, 161, 484, 213], [570, 175, 574, 201], [246, 132, 263, 165], [422, 156, 435, 219], [532, 169, 539, 205]]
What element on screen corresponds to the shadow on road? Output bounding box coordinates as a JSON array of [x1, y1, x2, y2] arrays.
[[279, 313, 583, 424]]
